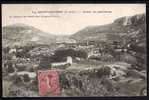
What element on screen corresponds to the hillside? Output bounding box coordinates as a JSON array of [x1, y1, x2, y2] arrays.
[[71, 13, 146, 43], [2, 23, 57, 47], [71, 13, 146, 70]]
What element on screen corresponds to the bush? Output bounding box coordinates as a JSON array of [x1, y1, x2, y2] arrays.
[[7, 66, 15, 73], [13, 75, 23, 85], [96, 66, 111, 78], [23, 74, 30, 82]]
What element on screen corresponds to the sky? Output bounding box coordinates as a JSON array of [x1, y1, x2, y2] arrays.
[[2, 4, 146, 35]]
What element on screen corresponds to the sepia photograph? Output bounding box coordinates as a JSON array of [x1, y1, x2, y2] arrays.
[[2, 4, 147, 97]]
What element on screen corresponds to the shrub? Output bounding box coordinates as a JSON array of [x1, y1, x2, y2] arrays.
[[23, 74, 30, 82], [7, 66, 15, 73], [96, 66, 111, 78], [13, 75, 23, 85]]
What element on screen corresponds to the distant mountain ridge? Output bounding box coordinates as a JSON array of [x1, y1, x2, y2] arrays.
[[71, 13, 146, 42], [2, 23, 57, 47]]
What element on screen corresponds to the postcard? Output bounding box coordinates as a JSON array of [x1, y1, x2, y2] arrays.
[[2, 4, 147, 97]]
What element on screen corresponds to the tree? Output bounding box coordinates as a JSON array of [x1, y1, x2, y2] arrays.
[[54, 49, 87, 60]]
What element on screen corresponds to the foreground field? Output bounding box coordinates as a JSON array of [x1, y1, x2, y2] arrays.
[[3, 60, 147, 97]]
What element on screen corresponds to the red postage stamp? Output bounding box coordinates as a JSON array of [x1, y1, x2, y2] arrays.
[[37, 70, 60, 96]]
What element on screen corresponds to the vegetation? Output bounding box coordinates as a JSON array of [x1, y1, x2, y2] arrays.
[[2, 13, 146, 97]]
